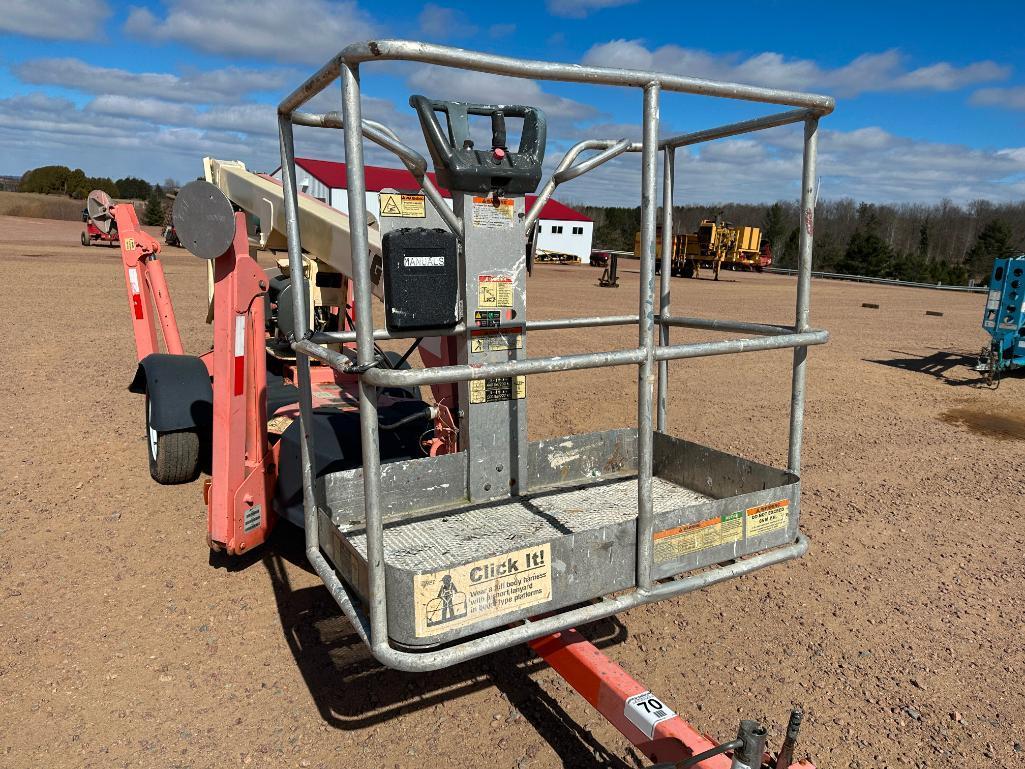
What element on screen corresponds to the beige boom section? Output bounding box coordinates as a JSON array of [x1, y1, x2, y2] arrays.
[[202, 157, 384, 300]]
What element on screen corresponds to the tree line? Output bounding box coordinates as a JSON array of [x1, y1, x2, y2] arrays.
[[17, 165, 179, 226], [577, 198, 1025, 285]]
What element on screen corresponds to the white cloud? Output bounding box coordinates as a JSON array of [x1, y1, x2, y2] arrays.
[[580, 41, 1009, 97], [0, 0, 110, 41], [418, 4, 478, 39], [14, 59, 299, 105], [546, 0, 637, 18], [123, 0, 377, 65], [970, 86, 1025, 110], [406, 67, 600, 127], [545, 123, 1025, 206]]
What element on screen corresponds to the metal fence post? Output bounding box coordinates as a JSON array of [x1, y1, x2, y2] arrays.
[[787, 117, 819, 475], [636, 83, 660, 590], [656, 146, 674, 433]]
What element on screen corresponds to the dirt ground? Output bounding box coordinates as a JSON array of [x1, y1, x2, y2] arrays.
[[2, 214, 1023, 769]]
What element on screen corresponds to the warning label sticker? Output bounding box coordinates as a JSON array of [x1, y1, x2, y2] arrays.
[[746, 499, 790, 538], [474, 310, 502, 328], [653, 510, 743, 563], [471, 333, 522, 354], [624, 691, 676, 739], [478, 274, 514, 308], [469, 376, 525, 404], [379, 192, 426, 218], [413, 543, 552, 637], [472, 196, 516, 228]]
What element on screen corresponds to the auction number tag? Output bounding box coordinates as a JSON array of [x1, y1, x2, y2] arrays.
[[624, 690, 676, 739]]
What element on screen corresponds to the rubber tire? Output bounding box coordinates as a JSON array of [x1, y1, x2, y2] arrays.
[[146, 395, 200, 484], [81, 232, 89, 246], [682, 259, 695, 279]]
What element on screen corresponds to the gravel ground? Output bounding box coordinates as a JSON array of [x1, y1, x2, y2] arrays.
[[1, 214, 1023, 769]]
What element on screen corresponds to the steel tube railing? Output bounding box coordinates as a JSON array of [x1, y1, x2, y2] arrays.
[[788, 118, 819, 476], [660, 108, 816, 149], [659, 315, 795, 336], [362, 347, 648, 386], [297, 329, 827, 387], [635, 83, 660, 591], [654, 330, 827, 361], [656, 146, 674, 433], [292, 110, 461, 235], [310, 313, 795, 345], [279, 40, 835, 115], [274, 39, 827, 671], [305, 528, 807, 672], [278, 115, 325, 601], [552, 138, 632, 184], [526, 139, 642, 233], [339, 61, 392, 654]]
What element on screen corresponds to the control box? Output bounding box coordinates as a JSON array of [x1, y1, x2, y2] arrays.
[[382, 227, 460, 332]]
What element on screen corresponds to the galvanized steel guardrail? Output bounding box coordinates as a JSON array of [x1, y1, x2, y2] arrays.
[[766, 267, 987, 293], [276, 38, 832, 672]]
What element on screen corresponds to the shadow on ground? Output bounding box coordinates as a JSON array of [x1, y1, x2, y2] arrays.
[[865, 348, 987, 386], [260, 525, 634, 767]]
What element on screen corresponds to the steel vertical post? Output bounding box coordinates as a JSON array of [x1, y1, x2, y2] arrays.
[[636, 83, 660, 590], [787, 117, 818, 475], [339, 63, 389, 650], [277, 114, 322, 561], [656, 146, 674, 433]]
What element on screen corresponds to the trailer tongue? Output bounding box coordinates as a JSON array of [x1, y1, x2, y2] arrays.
[[107, 39, 832, 768]]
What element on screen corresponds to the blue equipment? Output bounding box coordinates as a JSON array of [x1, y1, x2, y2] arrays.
[[977, 254, 1025, 384]]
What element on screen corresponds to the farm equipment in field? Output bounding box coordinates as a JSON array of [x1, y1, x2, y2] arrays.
[[976, 254, 1025, 385], [80, 190, 121, 247], [638, 216, 771, 280], [110, 39, 833, 768]]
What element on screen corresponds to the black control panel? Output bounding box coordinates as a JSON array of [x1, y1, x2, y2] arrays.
[[410, 95, 547, 195], [382, 227, 460, 332]]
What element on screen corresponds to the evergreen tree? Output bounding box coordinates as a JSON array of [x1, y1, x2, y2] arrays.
[[964, 218, 1016, 282], [762, 202, 788, 260], [780, 227, 800, 268], [917, 221, 930, 259], [836, 230, 892, 276], [143, 190, 165, 227], [116, 177, 152, 200]]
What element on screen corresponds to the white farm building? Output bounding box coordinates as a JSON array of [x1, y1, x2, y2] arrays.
[[271, 157, 594, 263]]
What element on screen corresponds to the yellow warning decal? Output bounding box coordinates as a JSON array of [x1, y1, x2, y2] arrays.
[[471, 196, 515, 228], [413, 543, 552, 637], [124, 237, 136, 250], [745, 499, 790, 538], [379, 192, 426, 218], [470, 333, 522, 354], [469, 376, 525, 404], [653, 511, 743, 563], [478, 274, 514, 308]]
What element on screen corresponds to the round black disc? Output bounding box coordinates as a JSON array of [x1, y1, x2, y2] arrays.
[[172, 180, 236, 260]]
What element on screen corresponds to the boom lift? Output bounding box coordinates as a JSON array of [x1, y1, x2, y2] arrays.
[[976, 254, 1025, 385], [111, 39, 832, 768]]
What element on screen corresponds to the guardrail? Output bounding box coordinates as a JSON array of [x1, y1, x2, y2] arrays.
[[766, 267, 987, 293]]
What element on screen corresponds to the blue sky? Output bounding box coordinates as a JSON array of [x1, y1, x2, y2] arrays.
[[2, 0, 1025, 205]]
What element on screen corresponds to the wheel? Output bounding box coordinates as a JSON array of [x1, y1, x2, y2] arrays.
[[682, 259, 695, 279], [81, 232, 89, 246], [146, 395, 200, 484]]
